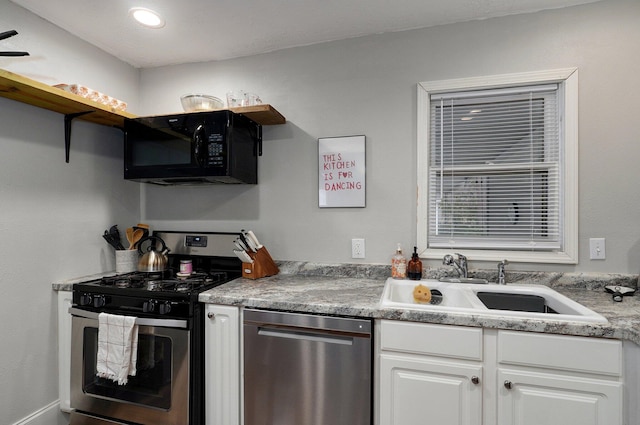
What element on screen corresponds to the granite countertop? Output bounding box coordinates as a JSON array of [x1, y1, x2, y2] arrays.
[[199, 269, 640, 346], [53, 263, 640, 345]]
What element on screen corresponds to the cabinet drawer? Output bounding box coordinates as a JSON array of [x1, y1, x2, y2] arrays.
[[380, 320, 482, 361], [498, 330, 622, 376]]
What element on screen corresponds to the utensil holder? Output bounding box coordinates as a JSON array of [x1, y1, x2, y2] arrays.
[[115, 249, 139, 274], [242, 246, 279, 279]]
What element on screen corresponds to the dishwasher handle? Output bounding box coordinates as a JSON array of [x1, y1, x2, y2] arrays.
[[244, 309, 372, 335], [257, 327, 354, 346]]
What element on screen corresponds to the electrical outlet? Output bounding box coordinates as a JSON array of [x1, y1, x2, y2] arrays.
[[589, 238, 606, 260], [351, 238, 365, 259]]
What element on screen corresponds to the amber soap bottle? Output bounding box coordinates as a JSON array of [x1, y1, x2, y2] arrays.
[[407, 246, 423, 280]]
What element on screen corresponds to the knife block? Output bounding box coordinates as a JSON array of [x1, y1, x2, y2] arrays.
[[242, 246, 279, 279]]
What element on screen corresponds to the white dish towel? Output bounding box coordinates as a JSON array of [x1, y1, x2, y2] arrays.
[[96, 312, 139, 385]]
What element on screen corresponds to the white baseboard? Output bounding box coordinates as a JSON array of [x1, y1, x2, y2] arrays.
[[11, 400, 70, 425]]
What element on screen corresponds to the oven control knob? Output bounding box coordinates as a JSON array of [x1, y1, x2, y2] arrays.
[[93, 295, 106, 308], [143, 300, 156, 313], [159, 302, 172, 315], [79, 293, 92, 306]]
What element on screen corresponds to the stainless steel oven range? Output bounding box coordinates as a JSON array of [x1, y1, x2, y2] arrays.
[[69, 231, 243, 425]]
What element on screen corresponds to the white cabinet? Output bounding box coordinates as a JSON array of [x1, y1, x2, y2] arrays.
[[204, 304, 241, 425], [57, 290, 73, 413], [380, 354, 482, 425], [495, 330, 623, 425], [378, 321, 623, 425], [497, 368, 621, 425], [379, 321, 483, 425]]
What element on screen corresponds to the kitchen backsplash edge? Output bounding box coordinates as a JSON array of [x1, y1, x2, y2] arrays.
[[52, 262, 638, 291], [276, 261, 638, 290]]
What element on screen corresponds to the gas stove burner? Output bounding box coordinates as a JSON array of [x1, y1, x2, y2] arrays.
[[146, 280, 165, 291], [102, 272, 153, 289], [145, 272, 164, 280], [176, 282, 195, 292], [114, 279, 131, 288]]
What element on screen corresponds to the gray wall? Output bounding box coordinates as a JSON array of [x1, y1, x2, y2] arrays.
[[1, 0, 640, 422], [139, 0, 640, 274], [0, 2, 139, 424]]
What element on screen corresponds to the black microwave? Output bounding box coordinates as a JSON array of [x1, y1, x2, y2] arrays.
[[124, 111, 261, 185]]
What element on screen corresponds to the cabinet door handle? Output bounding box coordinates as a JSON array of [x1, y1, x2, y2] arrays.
[[504, 380, 513, 389], [471, 376, 480, 385], [207, 312, 215, 319]]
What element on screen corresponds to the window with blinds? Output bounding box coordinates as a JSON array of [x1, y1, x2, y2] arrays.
[[428, 84, 562, 251]]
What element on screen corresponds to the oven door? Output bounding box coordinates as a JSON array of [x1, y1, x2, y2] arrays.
[[69, 308, 189, 425]]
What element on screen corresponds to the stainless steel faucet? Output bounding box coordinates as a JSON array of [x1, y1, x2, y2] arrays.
[[443, 253, 468, 278], [498, 259, 509, 285]]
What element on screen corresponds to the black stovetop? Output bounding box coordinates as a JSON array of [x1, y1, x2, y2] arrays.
[[72, 265, 241, 319]]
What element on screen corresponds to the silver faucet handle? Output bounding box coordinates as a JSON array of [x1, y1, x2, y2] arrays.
[[455, 253, 467, 267], [443, 254, 455, 265]]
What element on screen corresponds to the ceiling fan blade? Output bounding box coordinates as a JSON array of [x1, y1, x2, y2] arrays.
[[0, 30, 18, 41], [0, 51, 30, 56]]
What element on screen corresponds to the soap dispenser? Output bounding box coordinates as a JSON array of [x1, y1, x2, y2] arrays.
[[407, 246, 423, 280], [391, 243, 407, 279]]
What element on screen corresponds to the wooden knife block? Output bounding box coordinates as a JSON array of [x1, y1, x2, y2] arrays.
[[242, 246, 279, 279]]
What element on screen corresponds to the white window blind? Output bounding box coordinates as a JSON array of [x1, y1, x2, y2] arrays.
[[428, 84, 562, 251]]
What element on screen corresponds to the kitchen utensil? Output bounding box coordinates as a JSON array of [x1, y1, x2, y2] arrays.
[[130, 228, 145, 250], [238, 233, 253, 252], [605, 285, 636, 302], [103, 226, 125, 250], [180, 94, 224, 112], [136, 235, 170, 272], [108, 225, 125, 249], [245, 230, 263, 249], [234, 249, 254, 263], [235, 237, 249, 252], [244, 235, 258, 252], [102, 232, 120, 250], [125, 227, 134, 249]]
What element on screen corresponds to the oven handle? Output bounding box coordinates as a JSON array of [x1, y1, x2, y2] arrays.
[[69, 307, 188, 329]]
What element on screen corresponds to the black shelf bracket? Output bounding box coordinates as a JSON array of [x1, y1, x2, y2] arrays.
[[64, 111, 94, 163]]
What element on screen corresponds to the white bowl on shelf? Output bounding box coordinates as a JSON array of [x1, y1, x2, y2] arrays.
[[180, 94, 224, 112]]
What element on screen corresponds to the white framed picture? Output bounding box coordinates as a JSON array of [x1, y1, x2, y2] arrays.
[[318, 135, 366, 208]]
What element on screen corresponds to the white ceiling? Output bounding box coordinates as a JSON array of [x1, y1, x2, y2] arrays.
[[11, 0, 601, 69]]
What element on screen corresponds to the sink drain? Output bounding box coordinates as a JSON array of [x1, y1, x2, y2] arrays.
[[430, 289, 443, 305]]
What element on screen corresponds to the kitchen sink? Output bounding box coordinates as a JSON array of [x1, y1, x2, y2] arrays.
[[380, 278, 608, 324], [466, 284, 608, 323], [379, 279, 479, 312]]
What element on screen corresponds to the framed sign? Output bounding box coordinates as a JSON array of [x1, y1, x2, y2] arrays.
[[318, 135, 366, 208]]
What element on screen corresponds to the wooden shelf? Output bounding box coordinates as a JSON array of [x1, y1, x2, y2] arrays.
[[227, 104, 286, 125], [0, 68, 286, 126], [0, 69, 136, 127]]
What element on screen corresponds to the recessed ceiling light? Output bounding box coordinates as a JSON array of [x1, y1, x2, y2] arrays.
[[470, 109, 482, 114], [129, 7, 165, 29]]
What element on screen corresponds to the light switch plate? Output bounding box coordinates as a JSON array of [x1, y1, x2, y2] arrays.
[[589, 238, 606, 260]]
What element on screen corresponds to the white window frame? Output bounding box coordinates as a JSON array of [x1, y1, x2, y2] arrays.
[[417, 68, 578, 264]]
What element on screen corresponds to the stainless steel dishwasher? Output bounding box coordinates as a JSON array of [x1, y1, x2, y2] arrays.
[[243, 309, 372, 425]]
